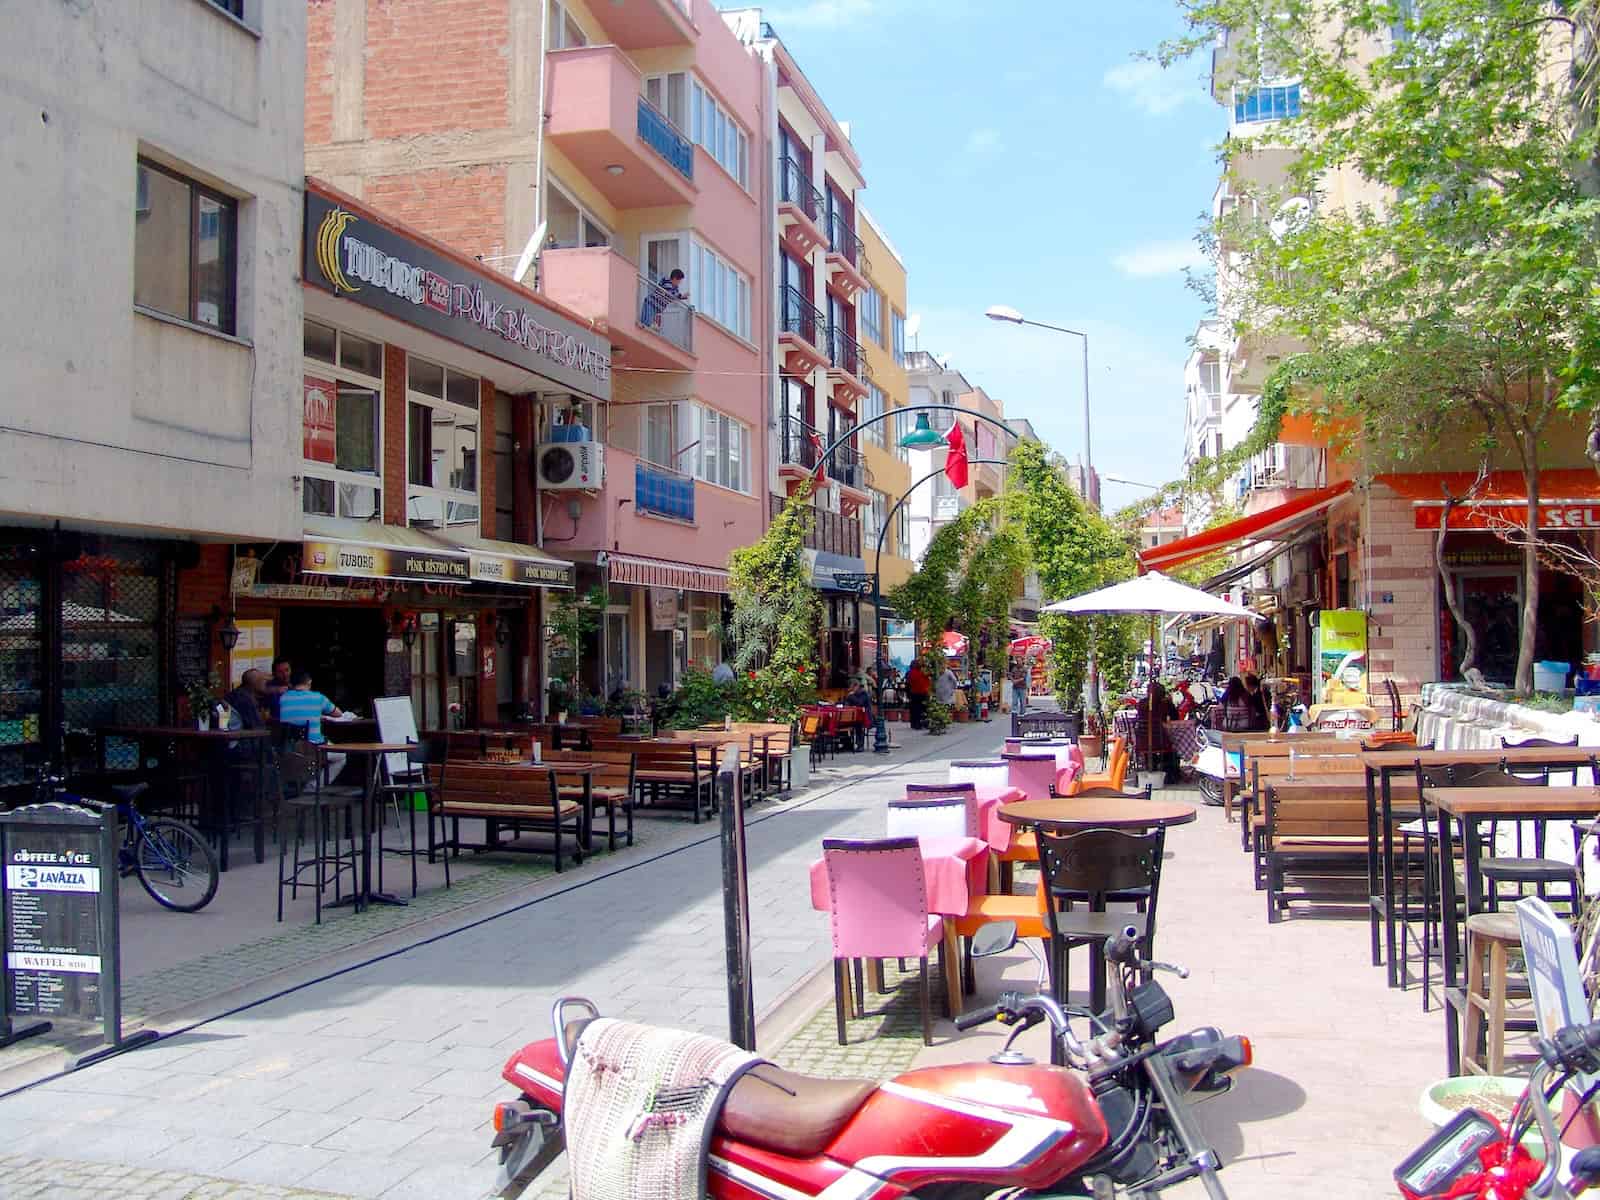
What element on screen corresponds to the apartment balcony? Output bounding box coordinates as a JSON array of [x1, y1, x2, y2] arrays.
[[828, 437, 870, 508], [779, 286, 828, 375], [541, 246, 695, 372], [972, 459, 1004, 498], [546, 46, 695, 209], [778, 157, 827, 258], [769, 492, 861, 559], [776, 412, 819, 486], [825, 325, 868, 404], [586, 0, 694, 50], [823, 213, 869, 301], [635, 459, 695, 523]]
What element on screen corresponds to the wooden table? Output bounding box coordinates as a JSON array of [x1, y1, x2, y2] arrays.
[[96, 725, 273, 872], [1362, 747, 1596, 987], [322, 717, 379, 744], [997, 797, 1198, 832], [321, 741, 417, 911], [1427, 784, 1600, 1074]]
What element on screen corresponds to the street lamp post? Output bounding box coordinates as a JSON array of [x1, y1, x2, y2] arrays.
[[985, 305, 1099, 713], [806, 405, 1018, 754]]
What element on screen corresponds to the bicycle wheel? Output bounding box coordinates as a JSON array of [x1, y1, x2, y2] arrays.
[[134, 819, 219, 912]]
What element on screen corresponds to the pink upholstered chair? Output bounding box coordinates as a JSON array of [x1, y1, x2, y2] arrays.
[[886, 797, 969, 841], [905, 782, 981, 838], [950, 757, 1010, 795], [1002, 752, 1058, 801], [822, 837, 945, 1045]]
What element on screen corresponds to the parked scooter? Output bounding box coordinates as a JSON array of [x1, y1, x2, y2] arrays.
[[490, 924, 1249, 1198]]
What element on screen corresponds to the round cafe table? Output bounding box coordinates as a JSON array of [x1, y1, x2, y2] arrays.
[[998, 797, 1197, 832]]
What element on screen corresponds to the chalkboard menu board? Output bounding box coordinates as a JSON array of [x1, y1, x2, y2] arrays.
[[2, 803, 113, 1027], [174, 616, 209, 686]]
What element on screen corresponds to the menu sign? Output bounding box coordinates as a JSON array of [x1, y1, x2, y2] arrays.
[[2, 805, 108, 1024]]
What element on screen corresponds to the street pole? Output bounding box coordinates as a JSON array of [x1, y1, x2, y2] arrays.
[[868, 459, 1010, 753]]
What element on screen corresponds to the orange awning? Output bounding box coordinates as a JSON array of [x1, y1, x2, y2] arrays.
[[1138, 482, 1353, 572], [1377, 470, 1600, 530], [1277, 411, 1357, 447]]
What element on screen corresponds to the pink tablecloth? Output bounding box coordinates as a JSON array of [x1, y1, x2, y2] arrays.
[[810, 836, 987, 917], [975, 785, 1025, 851]]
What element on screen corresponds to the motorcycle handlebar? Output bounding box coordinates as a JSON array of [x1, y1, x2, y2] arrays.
[[954, 1004, 1003, 1032], [1104, 926, 1141, 966]]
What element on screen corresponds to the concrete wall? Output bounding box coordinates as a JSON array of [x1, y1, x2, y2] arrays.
[[0, 0, 305, 541]]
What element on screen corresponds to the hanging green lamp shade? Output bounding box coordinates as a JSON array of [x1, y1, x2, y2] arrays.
[[898, 412, 947, 449]]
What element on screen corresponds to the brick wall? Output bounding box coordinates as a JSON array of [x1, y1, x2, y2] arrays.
[[383, 344, 407, 525], [1363, 484, 1438, 707], [305, 0, 335, 146], [364, 1, 511, 139], [177, 545, 231, 617], [365, 165, 508, 265]]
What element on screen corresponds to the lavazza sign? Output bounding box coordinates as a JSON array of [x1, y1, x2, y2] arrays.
[[305, 191, 611, 399]]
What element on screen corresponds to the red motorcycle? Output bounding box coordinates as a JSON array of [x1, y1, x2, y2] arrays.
[[489, 926, 1249, 1198]]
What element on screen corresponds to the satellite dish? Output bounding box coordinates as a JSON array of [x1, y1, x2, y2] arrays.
[[512, 221, 548, 284], [1268, 197, 1312, 242], [905, 313, 922, 339]]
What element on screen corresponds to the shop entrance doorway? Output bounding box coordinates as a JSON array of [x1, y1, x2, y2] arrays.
[[279, 606, 386, 714]]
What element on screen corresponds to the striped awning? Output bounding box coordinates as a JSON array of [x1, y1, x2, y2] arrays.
[[606, 552, 729, 594]]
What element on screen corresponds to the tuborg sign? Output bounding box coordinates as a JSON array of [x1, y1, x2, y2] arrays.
[[304, 191, 611, 400]]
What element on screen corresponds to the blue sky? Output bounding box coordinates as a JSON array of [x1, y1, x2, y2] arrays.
[[749, 0, 1221, 513]]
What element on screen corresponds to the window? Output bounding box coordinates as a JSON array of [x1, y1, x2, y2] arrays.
[[897, 503, 910, 558], [643, 401, 686, 470], [547, 1, 587, 48], [891, 309, 906, 365], [539, 393, 606, 443], [859, 287, 883, 346], [688, 594, 721, 670], [546, 179, 611, 250], [205, 0, 245, 16], [934, 391, 957, 432], [697, 406, 750, 494], [301, 320, 383, 520], [863, 490, 890, 550], [1233, 83, 1301, 124], [691, 239, 750, 340], [861, 383, 887, 447], [494, 392, 515, 542], [644, 72, 691, 133], [690, 79, 749, 188], [134, 158, 237, 334], [407, 356, 480, 528]]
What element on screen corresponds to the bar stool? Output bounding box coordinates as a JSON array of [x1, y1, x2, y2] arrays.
[[1462, 911, 1531, 1076]]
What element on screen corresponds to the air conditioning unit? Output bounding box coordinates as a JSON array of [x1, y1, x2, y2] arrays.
[[535, 440, 605, 491]]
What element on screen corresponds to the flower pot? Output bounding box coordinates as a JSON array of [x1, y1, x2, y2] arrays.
[[1078, 735, 1103, 762]]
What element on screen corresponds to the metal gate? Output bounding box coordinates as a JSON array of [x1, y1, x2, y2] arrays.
[[0, 544, 44, 790]]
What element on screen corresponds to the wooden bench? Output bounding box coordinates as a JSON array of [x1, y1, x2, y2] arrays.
[[546, 748, 635, 850], [594, 738, 715, 822], [1261, 780, 1373, 923], [1232, 741, 1359, 846], [430, 762, 584, 870]]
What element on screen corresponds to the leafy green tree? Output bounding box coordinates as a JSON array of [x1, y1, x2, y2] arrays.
[[725, 487, 821, 720], [546, 585, 604, 714], [1161, 0, 1600, 691]]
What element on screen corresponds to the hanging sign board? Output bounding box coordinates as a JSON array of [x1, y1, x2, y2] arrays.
[[650, 588, 678, 633]]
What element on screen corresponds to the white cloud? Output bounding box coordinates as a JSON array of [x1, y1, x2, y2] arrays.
[[964, 127, 1002, 154], [1112, 239, 1207, 278], [760, 0, 882, 29], [1103, 59, 1203, 117]]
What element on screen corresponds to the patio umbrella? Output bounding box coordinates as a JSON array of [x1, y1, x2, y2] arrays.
[[940, 631, 969, 658], [1044, 572, 1263, 769], [1009, 635, 1053, 657]]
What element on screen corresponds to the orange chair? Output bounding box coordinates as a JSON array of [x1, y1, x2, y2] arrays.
[[951, 880, 1050, 994], [1068, 736, 1129, 795]]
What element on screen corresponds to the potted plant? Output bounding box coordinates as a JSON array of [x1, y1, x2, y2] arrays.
[[926, 699, 951, 735], [1079, 708, 1105, 764], [184, 673, 223, 731], [547, 678, 569, 723]]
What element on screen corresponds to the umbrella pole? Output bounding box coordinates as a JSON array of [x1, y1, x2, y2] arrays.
[[1148, 612, 1157, 776]]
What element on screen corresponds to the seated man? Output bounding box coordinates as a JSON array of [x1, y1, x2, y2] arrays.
[[277, 671, 347, 786], [225, 668, 269, 732]]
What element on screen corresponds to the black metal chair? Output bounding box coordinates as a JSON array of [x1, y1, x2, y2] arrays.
[[374, 738, 448, 897], [1036, 826, 1167, 1017], [275, 747, 360, 925]]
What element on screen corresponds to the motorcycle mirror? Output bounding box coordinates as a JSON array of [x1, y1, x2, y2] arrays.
[[971, 921, 1018, 959]]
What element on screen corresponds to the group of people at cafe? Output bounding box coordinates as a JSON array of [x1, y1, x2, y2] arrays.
[[223, 658, 349, 782]]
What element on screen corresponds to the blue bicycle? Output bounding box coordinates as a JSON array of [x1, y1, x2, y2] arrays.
[[33, 772, 219, 912]]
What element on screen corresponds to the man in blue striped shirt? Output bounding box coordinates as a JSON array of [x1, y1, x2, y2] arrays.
[[279, 671, 347, 785]]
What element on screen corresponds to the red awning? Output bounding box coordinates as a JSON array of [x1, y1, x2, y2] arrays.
[[606, 552, 729, 593], [1138, 482, 1353, 572], [1376, 470, 1600, 531]]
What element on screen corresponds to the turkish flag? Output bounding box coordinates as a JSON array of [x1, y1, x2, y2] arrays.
[[807, 429, 827, 481], [944, 421, 970, 489]]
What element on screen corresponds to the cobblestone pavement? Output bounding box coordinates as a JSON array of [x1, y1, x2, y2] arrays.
[[0, 1154, 352, 1199], [0, 719, 1004, 1199]]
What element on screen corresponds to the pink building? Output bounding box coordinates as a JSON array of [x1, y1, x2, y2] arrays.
[[306, 0, 770, 699]]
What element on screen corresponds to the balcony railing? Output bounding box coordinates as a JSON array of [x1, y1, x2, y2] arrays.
[[828, 324, 862, 377], [828, 435, 863, 490], [636, 274, 694, 354], [636, 459, 695, 522], [637, 97, 694, 181], [769, 492, 861, 558], [778, 412, 819, 472], [781, 285, 824, 349], [779, 157, 822, 221], [826, 211, 864, 268]]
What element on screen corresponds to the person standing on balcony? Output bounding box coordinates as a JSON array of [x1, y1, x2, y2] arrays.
[[641, 268, 688, 329]]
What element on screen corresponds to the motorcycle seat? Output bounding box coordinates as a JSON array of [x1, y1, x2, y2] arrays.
[[716, 1064, 877, 1159]]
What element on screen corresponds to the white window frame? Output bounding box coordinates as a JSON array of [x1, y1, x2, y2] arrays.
[[689, 237, 751, 341], [689, 78, 750, 189], [301, 320, 384, 521], [891, 309, 906, 365], [406, 356, 482, 529], [860, 288, 884, 346], [695, 404, 751, 495], [547, 0, 588, 49], [545, 176, 612, 250], [861, 383, 887, 447], [643, 72, 691, 134]]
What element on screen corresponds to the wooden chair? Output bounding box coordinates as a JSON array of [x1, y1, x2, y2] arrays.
[[1462, 911, 1534, 1077], [547, 747, 636, 851], [1259, 779, 1370, 923]]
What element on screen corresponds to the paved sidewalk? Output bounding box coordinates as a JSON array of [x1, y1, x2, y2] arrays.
[[0, 718, 1005, 1199]]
